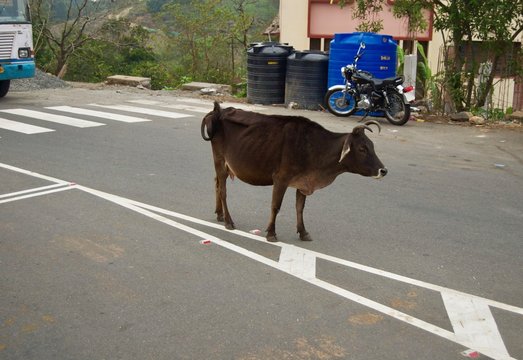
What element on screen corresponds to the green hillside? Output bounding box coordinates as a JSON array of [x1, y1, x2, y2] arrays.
[[32, 0, 279, 91]]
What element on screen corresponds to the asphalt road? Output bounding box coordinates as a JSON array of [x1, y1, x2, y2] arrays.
[[1, 86, 522, 360]]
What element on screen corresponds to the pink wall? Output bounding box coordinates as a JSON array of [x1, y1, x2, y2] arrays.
[[308, 1, 432, 40]]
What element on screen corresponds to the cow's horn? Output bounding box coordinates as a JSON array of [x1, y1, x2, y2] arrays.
[[363, 120, 381, 133], [354, 125, 374, 133]]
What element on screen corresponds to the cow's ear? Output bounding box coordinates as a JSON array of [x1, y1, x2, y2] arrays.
[[352, 126, 366, 136], [339, 135, 351, 162]]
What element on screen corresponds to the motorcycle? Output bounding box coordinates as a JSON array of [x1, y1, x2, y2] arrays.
[[324, 42, 414, 126]]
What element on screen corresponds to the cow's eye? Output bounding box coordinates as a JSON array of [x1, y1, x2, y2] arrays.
[[359, 146, 367, 154]]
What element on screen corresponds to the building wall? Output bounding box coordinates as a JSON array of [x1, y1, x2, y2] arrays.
[[279, 0, 309, 50]]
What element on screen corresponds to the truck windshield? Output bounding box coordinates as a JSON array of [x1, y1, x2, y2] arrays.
[[0, 0, 30, 23]]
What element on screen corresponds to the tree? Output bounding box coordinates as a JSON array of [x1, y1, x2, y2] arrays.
[[65, 19, 157, 83], [146, 0, 190, 13], [416, 0, 523, 111], [159, 0, 270, 83], [469, 0, 523, 107], [160, 0, 231, 82], [30, 0, 115, 77]]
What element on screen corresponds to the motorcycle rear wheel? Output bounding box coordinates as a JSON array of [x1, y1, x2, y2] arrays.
[[384, 91, 410, 126], [324, 89, 357, 117]]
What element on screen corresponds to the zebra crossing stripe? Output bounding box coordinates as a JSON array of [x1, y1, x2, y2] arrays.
[[46, 106, 151, 123], [171, 97, 266, 111], [90, 104, 190, 119], [127, 99, 210, 113], [0, 118, 54, 134], [163, 104, 212, 113], [127, 98, 266, 112], [0, 109, 105, 128]]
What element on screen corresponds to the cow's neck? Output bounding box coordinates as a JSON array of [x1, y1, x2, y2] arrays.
[[312, 133, 348, 178], [289, 141, 347, 196]]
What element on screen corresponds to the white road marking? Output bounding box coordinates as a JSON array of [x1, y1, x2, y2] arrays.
[[442, 292, 510, 358], [0, 118, 55, 134], [125, 100, 160, 106], [220, 102, 266, 111], [90, 104, 190, 119], [0, 184, 76, 204], [151, 97, 267, 111], [279, 245, 316, 280], [163, 104, 212, 113], [0, 183, 66, 199], [1, 161, 521, 360], [102, 196, 523, 315], [0, 163, 69, 184], [75, 187, 519, 359], [46, 106, 151, 123], [126, 100, 210, 113], [0, 109, 105, 128]]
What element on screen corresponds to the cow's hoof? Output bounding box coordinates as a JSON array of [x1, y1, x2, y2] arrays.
[[300, 232, 313, 241], [266, 234, 278, 242], [216, 214, 224, 222], [225, 223, 235, 230]]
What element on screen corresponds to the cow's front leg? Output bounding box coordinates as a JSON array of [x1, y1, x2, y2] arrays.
[[296, 189, 312, 241], [266, 182, 287, 242]]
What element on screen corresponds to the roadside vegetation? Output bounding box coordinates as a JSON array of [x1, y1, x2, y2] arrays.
[[30, 0, 278, 91]]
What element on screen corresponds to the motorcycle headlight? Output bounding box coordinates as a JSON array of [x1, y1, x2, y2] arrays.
[[340, 67, 346, 76]]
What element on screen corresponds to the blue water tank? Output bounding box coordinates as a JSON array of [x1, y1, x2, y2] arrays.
[[328, 32, 397, 88]]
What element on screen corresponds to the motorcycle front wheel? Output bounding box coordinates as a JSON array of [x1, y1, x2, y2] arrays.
[[324, 89, 357, 117], [384, 91, 410, 126]]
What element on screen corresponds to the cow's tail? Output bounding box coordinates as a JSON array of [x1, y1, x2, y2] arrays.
[[201, 101, 221, 141]]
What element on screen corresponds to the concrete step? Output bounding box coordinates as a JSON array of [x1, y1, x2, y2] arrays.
[[106, 75, 151, 88]]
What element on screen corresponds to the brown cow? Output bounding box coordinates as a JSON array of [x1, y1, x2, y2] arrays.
[[201, 101, 387, 242]]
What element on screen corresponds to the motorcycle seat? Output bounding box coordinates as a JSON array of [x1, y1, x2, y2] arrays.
[[371, 76, 404, 88]]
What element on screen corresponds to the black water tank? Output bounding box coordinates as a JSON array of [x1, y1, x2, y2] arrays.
[[247, 42, 294, 104], [285, 51, 329, 110]]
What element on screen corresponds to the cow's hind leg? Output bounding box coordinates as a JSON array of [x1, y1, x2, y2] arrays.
[[214, 159, 235, 230], [296, 190, 312, 241], [214, 176, 223, 222], [266, 182, 288, 242]]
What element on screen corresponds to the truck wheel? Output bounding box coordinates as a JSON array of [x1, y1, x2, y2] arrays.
[[0, 80, 10, 98]]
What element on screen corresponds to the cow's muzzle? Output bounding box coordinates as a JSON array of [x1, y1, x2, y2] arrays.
[[373, 168, 388, 179]]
